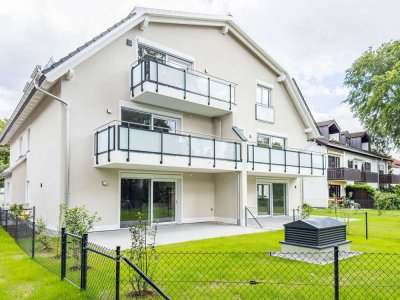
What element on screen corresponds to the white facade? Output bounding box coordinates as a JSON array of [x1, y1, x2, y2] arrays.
[[0, 7, 326, 230]]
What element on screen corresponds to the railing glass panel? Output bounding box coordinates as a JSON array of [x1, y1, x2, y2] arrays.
[[163, 133, 190, 156], [97, 128, 114, 153], [286, 151, 299, 166]]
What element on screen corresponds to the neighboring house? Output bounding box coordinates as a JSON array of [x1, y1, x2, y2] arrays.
[[0, 7, 326, 230], [390, 159, 400, 176], [308, 119, 393, 207]]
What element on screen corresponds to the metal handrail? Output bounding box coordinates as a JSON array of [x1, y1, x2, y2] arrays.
[[245, 206, 263, 229], [94, 120, 242, 143]]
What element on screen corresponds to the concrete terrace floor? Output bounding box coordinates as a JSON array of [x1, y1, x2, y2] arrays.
[[88, 216, 294, 250]]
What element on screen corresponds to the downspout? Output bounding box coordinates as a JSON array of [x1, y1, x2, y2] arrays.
[[34, 82, 70, 209]]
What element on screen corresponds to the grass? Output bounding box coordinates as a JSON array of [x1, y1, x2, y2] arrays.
[[3, 209, 400, 299], [0, 227, 87, 300]]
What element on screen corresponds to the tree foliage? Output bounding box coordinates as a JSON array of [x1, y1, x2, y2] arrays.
[[344, 40, 400, 154], [0, 118, 10, 188]]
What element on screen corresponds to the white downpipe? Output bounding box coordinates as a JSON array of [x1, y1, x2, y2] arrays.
[[34, 83, 71, 209]]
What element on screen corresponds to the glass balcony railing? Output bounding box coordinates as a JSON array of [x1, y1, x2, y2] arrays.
[[247, 144, 325, 174], [94, 121, 242, 168], [130, 55, 236, 109]]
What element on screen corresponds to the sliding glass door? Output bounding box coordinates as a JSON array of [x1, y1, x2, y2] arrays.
[[257, 182, 287, 216], [120, 178, 177, 227]]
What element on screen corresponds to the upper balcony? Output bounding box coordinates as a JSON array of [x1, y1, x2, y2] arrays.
[[379, 174, 400, 185], [327, 168, 361, 181], [94, 121, 242, 172], [247, 144, 325, 176], [360, 171, 379, 183], [130, 55, 236, 117]]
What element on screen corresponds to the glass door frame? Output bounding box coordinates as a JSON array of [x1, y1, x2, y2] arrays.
[[257, 183, 271, 216], [256, 178, 288, 217], [119, 172, 181, 228]]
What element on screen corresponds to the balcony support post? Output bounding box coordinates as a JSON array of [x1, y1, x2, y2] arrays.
[[235, 142, 237, 170], [310, 153, 313, 175], [298, 151, 300, 174], [213, 138, 216, 168], [188, 135, 192, 166], [141, 60, 144, 92], [127, 123, 130, 162], [107, 126, 111, 163], [252, 144, 255, 171], [229, 84, 232, 111], [131, 66, 134, 97], [160, 131, 163, 164], [183, 69, 187, 99], [95, 131, 99, 165], [208, 77, 211, 105], [268, 147, 271, 172], [156, 60, 159, 92], [284, 148, 287, 173]]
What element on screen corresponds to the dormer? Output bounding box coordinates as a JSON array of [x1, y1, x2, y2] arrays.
[[340, 131, 351, 146], [316, 120, 341, 142], [350, 131, 370, 151]]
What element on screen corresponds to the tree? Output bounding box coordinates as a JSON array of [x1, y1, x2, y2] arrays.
[[344, 40, 400, 154], [0, 118, 10, 188]]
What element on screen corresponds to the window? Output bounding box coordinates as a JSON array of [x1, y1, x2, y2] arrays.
[[121, 107, 178, 133], [378, 164, 385, 175], [138, 44, 193, 70], [348, 159, 353, 168], [5, 182, 10, 203], [354, 161, 359, 169], [257, 134, 285, 149], [328, 156, 340, 168], [329, 185, 341, 198], [346, 137, 351, 146], [362, 162, 371, 172], [256, 85, 272, 106]]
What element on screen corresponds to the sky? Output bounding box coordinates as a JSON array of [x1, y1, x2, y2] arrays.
[[1, 0, 400, 134]]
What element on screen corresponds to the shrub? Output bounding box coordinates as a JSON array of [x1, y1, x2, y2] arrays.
[[128, 213, 158, 297], [9, 203, 31, 220], [297, 203, 313, 219], [374, 191, 397, 215], [36, 218, 53, 252]]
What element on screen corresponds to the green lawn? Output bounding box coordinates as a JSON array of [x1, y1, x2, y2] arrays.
[[0, 227, 87, 300], [2, 209, 400, 299]]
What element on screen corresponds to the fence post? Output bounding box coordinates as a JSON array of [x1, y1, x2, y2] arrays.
[[334, 246, 339, 300], [32, 206, 36, 258], [80, 233, 88, 290], [15, 215, 19, 241], [5, 209, 8, 231], [116, 246, 121, 300], [61, 228, 67, 280], [365, 211, 368, 240]]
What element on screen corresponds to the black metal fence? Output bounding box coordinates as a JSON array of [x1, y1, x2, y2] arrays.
[[1, 206, 400, 299]]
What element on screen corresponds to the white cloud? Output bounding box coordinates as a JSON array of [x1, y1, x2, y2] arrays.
[[297, 80, 349, 98], [313, 104, 364, 132]]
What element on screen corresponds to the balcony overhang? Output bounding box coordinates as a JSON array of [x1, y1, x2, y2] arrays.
[[95, 151, 242, 173], [132, 83, 235, 117]]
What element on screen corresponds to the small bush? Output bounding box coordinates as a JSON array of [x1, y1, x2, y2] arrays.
[[374, 191, 397, 215], [9, 203, 31, 220]]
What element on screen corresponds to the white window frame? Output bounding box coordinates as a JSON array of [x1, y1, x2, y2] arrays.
[[25, 180, 30, 205], [5, 181, 11, 204], [27, 128, 31, 152], [19, 136, 24, 157], [256, 133, 286, 148], [256, 84, 273, 107]]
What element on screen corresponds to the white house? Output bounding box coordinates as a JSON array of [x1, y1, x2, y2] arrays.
[[0, 7, 326, 230]]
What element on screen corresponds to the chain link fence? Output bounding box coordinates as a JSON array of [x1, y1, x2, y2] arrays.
[[310, 208, 400, 240], [1, 206, 400, 299]]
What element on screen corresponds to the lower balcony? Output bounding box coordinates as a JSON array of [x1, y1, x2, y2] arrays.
[[327, 168, 361, 181], [360, 171, 379, 183], [379, 174, 400, 184], [247, 145, 325, 176], [94, 121, 242, 172]]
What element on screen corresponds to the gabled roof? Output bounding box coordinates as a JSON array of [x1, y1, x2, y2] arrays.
[[316, 120, 337, 127], [349, 131, 368, 138], [316, 138, 389, 160], [0, 6, 321, 144]]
